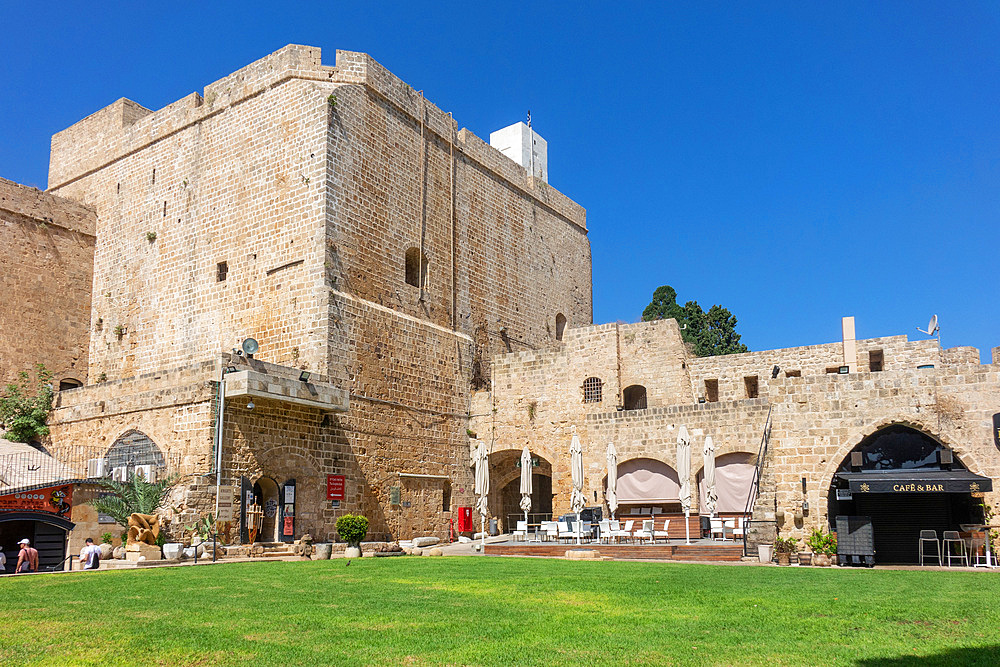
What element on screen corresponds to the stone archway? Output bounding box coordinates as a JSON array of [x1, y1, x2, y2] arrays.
[[489, 449, 553, 532], [696, 452, 755, 515], [825, 423, 989, 564]]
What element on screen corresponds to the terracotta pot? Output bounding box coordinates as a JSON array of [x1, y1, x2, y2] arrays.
[[776, 552, 790, 566], [814, 554, 831, 567], [798, 552, 812, 566]]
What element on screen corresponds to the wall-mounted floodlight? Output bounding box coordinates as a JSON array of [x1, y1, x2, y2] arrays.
[[771, 365, 780, 379], [838, 366, 849, 374], [241, 337, 259, 357], [246, 400, 255, 411], [299, 371, 311, 382], [225, 365, 237, 374]]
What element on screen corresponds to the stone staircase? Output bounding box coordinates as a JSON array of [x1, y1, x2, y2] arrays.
[[745, 441, 778, 555], [224, 541, 297, 559]]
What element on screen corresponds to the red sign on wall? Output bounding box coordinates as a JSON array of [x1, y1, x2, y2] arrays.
[[283, 516, 294, 536], [0, 484, 73, 517], [327, 474, 345, 500]]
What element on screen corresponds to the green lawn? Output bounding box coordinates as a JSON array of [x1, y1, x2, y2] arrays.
[[1, 557, 998, 666]]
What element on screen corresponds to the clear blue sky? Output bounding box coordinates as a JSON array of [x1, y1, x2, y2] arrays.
[[3, 2, 997, 360]]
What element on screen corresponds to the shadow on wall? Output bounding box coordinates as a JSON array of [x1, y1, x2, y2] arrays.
[[854, 646, 1000, 666]]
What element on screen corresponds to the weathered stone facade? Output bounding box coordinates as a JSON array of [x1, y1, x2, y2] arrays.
[[0, 178, 95, 387], [33, 45, 592, 544], [474, 316, 1000, 556]]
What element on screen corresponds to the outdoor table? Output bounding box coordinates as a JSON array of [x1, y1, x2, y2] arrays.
[[528, 523, 543, 542], [960, 524, 998, 568]]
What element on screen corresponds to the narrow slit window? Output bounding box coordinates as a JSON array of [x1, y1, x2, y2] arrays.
[[405, 247, 428, 288], [744, 376, 759, 399], [869, 349, 884, 372], [555, 313, 567, 341], [217, 261, 228, 282]]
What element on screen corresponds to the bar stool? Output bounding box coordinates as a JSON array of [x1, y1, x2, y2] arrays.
[[942, 531, 969, 567], [970, 534, 989, 567], [918, 530, 941, 566]]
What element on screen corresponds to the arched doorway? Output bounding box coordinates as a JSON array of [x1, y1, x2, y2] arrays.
[[697, 452, 755, 515], [490, 450, 553, 532], [828, 425, 992, 564], [616, 458, 680, 514], [0, 512, 73, 572], [622, 385, 647, 411], [251, 477, 280, 543]]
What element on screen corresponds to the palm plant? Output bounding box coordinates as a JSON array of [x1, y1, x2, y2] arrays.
[[89, 473, 178, 526]]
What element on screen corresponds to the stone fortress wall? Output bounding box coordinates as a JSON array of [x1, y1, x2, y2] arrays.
[[39, 45, 593, 542], [474, 316, 1000, 544], [0, 178, 96, 388]]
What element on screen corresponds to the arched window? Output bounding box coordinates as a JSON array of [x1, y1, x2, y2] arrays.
[[555, 313, 567, 341], [59, 378, 83, 391], [405, 247, 428, 288], [837, 425, 959, 472], [623, 384, 647, 410], [582, 377, 603, 403], [105, 430, 166, 471]]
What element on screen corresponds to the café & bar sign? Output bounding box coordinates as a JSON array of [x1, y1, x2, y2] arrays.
[[838, 471, 993, 494]]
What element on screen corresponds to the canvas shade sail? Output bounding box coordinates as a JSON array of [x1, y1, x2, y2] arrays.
[[698, 453, 755, 513], [519, 446, 533, 512], [615, 458, 680, 502], [605, 442, 618, 517], [570, 434, 585, 513], [677, 426, 691, 513]]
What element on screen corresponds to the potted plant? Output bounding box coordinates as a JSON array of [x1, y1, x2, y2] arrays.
[[807, 528, 837, 566], [774, 536, 798, 566], [336, 514, 369, 558], [798, 550, 813, 566]]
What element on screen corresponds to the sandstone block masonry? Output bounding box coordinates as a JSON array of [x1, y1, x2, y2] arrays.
[[0, 178, 95, 387], [474, 316, 1000, 550], [37, 44, 592, 543]]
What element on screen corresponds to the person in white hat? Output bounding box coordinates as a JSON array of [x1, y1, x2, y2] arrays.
[[16, 539, 38, 574]]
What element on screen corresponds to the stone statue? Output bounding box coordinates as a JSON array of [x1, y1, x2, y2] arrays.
[[126, 513, 161, 546]]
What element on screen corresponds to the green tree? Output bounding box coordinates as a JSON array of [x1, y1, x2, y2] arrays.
[[0, 364, 54, 442], [89, 473, 177, 527], [641, 285, 749, 356]]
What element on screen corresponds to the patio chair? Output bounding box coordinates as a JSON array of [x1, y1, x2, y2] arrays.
[[598, 519, 612, 544], [710, 517, 727, 541], [557, 521, 573, 543], [542, 521, 559, 542], [619, 520, 635, 543], [568, 520, 587, 542], [723, 518, 736, 540], [732, 517, 746, 542], [608, 520, 622, 543], [513, 520, 528, 542], [918, 530, 941, 566], [970, 534, 989, 567], [634, 519, 655, 544], [942, 531, 969, 567], [653, 519, 670, 543]]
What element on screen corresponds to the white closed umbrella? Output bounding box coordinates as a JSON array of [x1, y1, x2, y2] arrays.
[[474, 440, 490, 549], [704, 435, 718, 517], [519, 446, 533, 528], [677, 425, 692, 545], [606, 442, 618, 520], [570, 433, 585, 544]]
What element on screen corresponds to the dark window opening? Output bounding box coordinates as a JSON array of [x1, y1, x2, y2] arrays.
[[622, 384, 647, 410], [784, 370, 801, 378], [826, 366, 841, 374], [163, 201, 167, 217], [837, 425, 960, 472], [404, 247, 428, 288], [217, 261, 228, 282], [744, 376, 759, 399], [582, 377, 603, 403], [555, 313, 567, 341], [442, 481, 452, 513], [151, 168, 156, 185], [704, 379, 719, 403], [58, 378, 83, 391], [869, 349, 884, 372]]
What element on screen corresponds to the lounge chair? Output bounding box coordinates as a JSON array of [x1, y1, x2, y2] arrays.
[[710, 517, 727, 541], [542, 521, 559, 542], [619, 520, 635, 543], [598, 519, 612, 543], [557, 521, 573, 543]]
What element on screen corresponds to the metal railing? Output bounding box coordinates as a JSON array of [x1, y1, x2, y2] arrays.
[[743, 406, 773, 556]]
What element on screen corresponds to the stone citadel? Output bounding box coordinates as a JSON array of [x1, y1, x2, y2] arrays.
[[1, 45, 997, 567]]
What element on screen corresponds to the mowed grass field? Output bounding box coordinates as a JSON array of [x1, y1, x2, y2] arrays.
[[1, 557, 998, 666]]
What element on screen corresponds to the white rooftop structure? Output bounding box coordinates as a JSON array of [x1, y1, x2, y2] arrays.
[[489, 122, 548, 182]]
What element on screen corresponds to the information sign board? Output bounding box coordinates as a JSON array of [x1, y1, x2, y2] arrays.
[[327, 474, 345, 500]]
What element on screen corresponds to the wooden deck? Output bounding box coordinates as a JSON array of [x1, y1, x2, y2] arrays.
[[484, 540, 745, 562]]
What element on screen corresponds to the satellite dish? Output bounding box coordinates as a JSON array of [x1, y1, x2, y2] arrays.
[[916, 315, 939, 337], [241, 337, 259, 356]]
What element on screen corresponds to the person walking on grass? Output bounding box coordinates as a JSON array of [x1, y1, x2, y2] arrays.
[[79, 538, 101, 570], [16, 538, 38, 573]]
